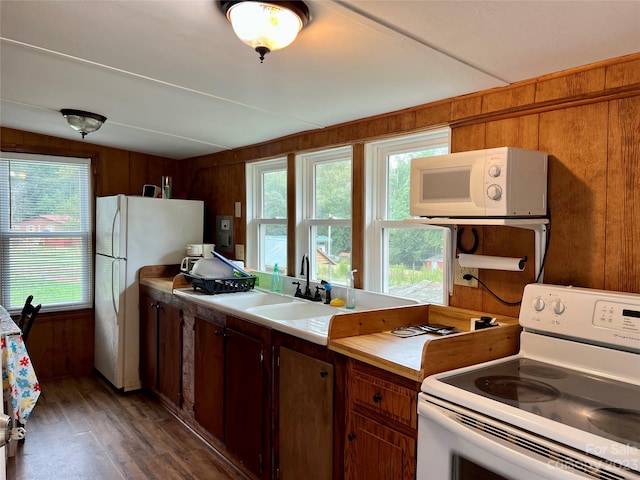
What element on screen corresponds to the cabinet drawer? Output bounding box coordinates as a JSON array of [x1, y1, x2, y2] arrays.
[[351, 370, 417, 427]]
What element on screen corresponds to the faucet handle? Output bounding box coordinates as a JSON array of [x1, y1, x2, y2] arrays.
[[292, 281, 302, 297], [314, 286, 324, 301]]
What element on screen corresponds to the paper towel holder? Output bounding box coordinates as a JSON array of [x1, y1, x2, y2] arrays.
[[458, 253, 528, 272]]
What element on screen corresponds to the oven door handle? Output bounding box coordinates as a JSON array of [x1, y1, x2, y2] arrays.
[[420, 399, 588, 479]]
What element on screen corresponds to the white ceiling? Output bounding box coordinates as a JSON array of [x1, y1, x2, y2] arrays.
[[1, 1, 639, 160]]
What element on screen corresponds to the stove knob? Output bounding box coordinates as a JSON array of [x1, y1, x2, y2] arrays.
[[532, 297, 546, 312], [552, 299, 566, 315]]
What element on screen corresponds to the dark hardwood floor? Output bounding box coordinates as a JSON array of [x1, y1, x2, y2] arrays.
[[7, 374, 248, 480]]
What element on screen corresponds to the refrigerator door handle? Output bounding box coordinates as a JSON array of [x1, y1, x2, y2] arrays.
[[111, 259, 119, 320], [111, 202, 120, 258]]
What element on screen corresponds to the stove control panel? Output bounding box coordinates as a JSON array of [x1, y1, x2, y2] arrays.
[[521, 284, 640, 351]]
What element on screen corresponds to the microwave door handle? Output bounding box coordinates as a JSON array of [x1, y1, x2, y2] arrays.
[[470, 160, 486, 208]]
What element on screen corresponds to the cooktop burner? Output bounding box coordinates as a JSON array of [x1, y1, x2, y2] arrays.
[[443, 358, 640, 449], [589, 408, 640, 449], [474, 375, 560, 402]]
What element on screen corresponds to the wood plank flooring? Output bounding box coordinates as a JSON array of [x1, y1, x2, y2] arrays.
[[7, 374, 248, 480]]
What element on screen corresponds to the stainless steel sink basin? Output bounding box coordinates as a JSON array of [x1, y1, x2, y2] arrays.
[[247, 301, 335, 321]]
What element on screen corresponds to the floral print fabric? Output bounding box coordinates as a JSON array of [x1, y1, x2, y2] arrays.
[[1, 305, 40, 423]]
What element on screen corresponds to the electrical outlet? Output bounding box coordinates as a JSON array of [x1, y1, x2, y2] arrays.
[[454, 260, 478, 288]]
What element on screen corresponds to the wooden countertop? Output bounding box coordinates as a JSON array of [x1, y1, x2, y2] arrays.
[[139, 265, 182, 294], [328, 304, 521, 382]]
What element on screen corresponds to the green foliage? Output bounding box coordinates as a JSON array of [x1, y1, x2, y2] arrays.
[[263, 169, 287, 218], [314, 160, 351, 218]]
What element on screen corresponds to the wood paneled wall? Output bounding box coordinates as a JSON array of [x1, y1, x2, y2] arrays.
[[1, 53, 638, 378], [1, 128, 179, 380], [182, 53, 640, 318]]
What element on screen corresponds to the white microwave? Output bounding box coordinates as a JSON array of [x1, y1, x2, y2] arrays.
[[410, 147, 548, 218]]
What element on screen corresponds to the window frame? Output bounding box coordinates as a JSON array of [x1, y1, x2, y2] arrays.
[[364, 129, 451, 304], [0, 151, 93, 313], [296, 146, 352, 283], [246, 157, 288, 272]]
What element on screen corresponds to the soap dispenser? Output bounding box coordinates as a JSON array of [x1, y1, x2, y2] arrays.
[[271, 263, 282, 293], [346, 269, 357, 309]]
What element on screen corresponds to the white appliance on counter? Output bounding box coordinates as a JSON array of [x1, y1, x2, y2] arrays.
[[418, 283, 640, 480], [95, 194, 204, 391]]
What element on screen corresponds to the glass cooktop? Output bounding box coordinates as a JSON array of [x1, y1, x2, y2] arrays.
[[442, 358, 640, 449]]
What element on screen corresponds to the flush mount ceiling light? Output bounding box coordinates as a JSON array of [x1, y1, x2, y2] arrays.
[[60, 109, 107, 139], [220, 0, 310, 63]]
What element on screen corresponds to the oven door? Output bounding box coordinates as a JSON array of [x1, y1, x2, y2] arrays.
[[417, 393, 639, 480]]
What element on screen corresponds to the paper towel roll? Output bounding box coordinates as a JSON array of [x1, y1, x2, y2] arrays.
[[458, 253, 526, 272]]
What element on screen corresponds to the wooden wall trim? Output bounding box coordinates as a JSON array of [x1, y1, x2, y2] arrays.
[[351, 143, 365, 289], [287, 153, 297, 275], [184, 53, 640, 166]]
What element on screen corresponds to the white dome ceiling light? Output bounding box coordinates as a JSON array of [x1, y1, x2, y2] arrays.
[[220, 1, 310, 63]]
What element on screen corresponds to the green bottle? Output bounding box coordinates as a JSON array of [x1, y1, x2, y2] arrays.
[[271, 264, 282, 293]]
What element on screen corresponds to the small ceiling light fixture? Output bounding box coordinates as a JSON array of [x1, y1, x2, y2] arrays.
[[220, 0, 310, 63], [60, 109, 107, 139]]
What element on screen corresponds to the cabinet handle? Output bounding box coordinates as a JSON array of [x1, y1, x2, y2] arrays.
[[320, 370, 328, 378], [214, 330, 225, 337], [347, 433, 356, 442], [373, 394, 382, 403]]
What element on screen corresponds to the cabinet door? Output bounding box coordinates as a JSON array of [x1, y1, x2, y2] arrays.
[[139, 294, 158, 390], [158, 302, 182, 407], [278, 347, 333, 480], [224, 327, 264, 477], [194, 317, 225, 440], [345, 412, 416, 480]]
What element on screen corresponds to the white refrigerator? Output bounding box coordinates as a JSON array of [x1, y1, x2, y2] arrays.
[[95, 194, 204, 391]]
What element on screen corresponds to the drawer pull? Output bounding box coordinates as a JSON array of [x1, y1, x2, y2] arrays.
[[347, 433, 356, 441], [320, 370, 328, 378], [372, 394, 382, 403]]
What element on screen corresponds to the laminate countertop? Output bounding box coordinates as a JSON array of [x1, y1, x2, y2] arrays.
[[139, 273, 521, 381]]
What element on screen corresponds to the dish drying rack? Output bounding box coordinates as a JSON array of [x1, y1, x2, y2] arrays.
[[182, 251, 256, 295]]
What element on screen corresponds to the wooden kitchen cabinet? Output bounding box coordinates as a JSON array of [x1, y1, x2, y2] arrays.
[[345, 412, 415, 480], [278, 347, 334, 480], [224, 316, 271, 480], [139, 292, 158, 390], [345, 360, 419, 480], [193, 316, 225, 440], [193, 314, 271, 478], [272, 332, 347, 480], [139, 289, 183, 408], [157, 300, 183, 406]]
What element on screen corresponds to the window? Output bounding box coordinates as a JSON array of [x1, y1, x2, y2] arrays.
[[0, 152, 92, 312], [365, 130, 450, 304], [246, 158, 288, 273], [297, 147, 352, 284]]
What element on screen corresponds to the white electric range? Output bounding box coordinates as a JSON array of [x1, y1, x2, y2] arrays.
[[418, 283, 640, 480]]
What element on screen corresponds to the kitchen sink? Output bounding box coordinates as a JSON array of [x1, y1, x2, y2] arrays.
[[204, 290, 296, 309], [247, 301, 335, 321]]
